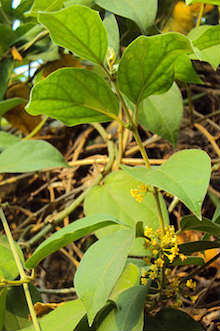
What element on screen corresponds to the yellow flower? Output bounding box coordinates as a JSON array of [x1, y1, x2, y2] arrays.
[[144, 226, 153, 238], [186, 279, 196, 291], [155, 257, 164, 268], [153, 249, 159, 256], [179, 253, 187, 262], [138, 184, 148, 193]]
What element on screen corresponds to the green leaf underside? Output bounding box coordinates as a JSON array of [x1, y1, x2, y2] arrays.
[[145, 308, 204, 330], [95, 0, 157, 33], [175, 55, 203, 84], [0, 235, 24, 280], [138, 83, 183, 145], [0, 140, 68, 173], [0, 98, 27, 117], [118, 33, 193, 104], [121, 149, 211, 219], [26, 68, 119, 126], [0, 132, 21, 151], [179, 240, 220, 255], [84, 170, 169, 238], [38, 5, 108, 64], [25, 214, 124, 268], [20, 299, 86, 331], [180, 216, 220, 239], [74, 229, 134, 325]]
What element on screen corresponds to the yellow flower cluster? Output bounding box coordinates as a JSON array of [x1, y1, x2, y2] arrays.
[[130, 184, 149, 203], [186, 279, 197, 291]]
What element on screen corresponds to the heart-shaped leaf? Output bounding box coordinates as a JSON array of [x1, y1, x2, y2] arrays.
[[25, 214, 124, 269], [118, 33, 193, 104], [0, 140, 68, 173], [121, 150, 211, 219], [26, 68, 119, 126], [74, 229, 134, 325], [38, 5, 108, 64]]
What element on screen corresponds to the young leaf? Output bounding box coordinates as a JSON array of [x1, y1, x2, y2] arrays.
[[145, 308, 204, 330], [138, 83, 183, 145], [118, 33, 193, 104], [84, 170, 169, 238], [38, 5, 108, 64], [19, 299, 86, 331], [103, 12, 119, 57], [0, 98, 27, 117], [188, 25, 220, 69], [121, 149, 211, 220], [95, 0, 157, 34], [180, 216, 220, 239], [0, 140, 68, 173], [26, 68, 119, 126], [0, 132, 21, 151], [25, 214, 124, 269], [74, 229, 134, 325], [0, 235, 24, 280], [179, 240, 220, 255]]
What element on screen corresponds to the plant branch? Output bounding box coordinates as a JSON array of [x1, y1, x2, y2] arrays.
[[0, 208, 41, 331]]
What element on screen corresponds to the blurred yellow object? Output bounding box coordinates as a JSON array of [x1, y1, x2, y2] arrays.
[[163, 1, 214, 34], [5, 83, 42, 134]]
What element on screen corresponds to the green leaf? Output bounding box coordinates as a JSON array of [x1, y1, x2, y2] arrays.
[[74, 229, 134, 325], [25, 214, 124, 269], [121, 149, 211, 219], [97, 264, 144, 331], [186, 0, 220, 5], [0, 98, 27, 117], [115, 286, 148, 331], [0, 24, 15, 57], [26, 68, 119, 126], [175, 55, 203, 84], [0, 132, 21, 151], [179, 240, 220, 255], [20, 299, 86, 331], [38, 5, 108, 64], [138, 83, 183, 145], [145, 308, 204, 330], [129, 237, 151, 257], [0, 59, 13, 100], [0, 140, 68, 173], [103, 12, 119, 57], [0, 288, 7, 330], [95, 0, 157, 33], [28, 0, 65, 16], [0, 235, 24, 280], [180, 216, 220, 239], [188, 25, 220, 70], [171, 255, 204, 266], [64, 0, 94, 6], [84, 170, 169, 238], [118, 33, 193, 104]]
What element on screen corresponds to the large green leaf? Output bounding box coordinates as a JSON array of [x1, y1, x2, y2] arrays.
[[0, 132, 21, 151], [121, 150, 211, 220], [180, 216, 220, 239], [26, 68, 119, 125], [20, 299, 86, 331], [145, 308, 204, 330], [103, 12, 119, 57], [25, 214, 124, 269], [138, 83, 183, 145], [38, 5, 108, 64], [95, 0, 157, 33], [74, 229, 134, 325], [118, 33, 193, 104], [84, 170, 169, 238], [28, 0, 65, 16], [188, 25, 220, 70], [175, 55, 203, 84], [0, 235, 24, 280], [0, 98, 27, 117], [0, 140, 68, 173]]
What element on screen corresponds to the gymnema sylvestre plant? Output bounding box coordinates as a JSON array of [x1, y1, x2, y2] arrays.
[[0, 0, 220, 330]]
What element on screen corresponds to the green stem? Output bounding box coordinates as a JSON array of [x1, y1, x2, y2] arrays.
[[0, 208, 41, 331], [196, 3, 204, 27]]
